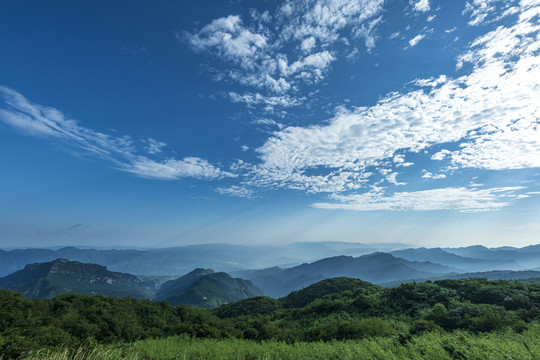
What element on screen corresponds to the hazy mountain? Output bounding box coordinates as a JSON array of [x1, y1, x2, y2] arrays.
[[154, 268, 263, 309], [0, 242, 410, 277], [391, 248, 521, 272], [0, 258, 158, 299], [234, 252, 457, 297], [444, 245, 540, 268]]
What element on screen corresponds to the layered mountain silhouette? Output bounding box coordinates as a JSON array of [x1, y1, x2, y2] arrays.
[[443, 245, 540, 268], [1, 243, 539, 304], [390, 248, 520, 272], [234, 252, 458, 297], [2, 243, 538, 279], [154, 268, 263, 309], [0, 242, 408, 277]]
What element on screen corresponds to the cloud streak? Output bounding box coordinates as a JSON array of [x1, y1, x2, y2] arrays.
[[313, 186, 526, 212], [0, 86, 233, 181]]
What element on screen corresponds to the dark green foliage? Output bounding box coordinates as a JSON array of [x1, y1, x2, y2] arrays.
[[1, 277, 539, 358], [280, 277, 380, 308], [213, 296, 281, 318]]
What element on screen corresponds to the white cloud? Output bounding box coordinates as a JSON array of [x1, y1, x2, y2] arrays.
[[250, 118, 284, 129], [245, 2, 540, 195], [278, 0, 384, 45], [431, 149, 451, 160], [385, 172, 406, 185], [352, 16, 383, 51], [312, 186, 526, 212], [0, 86, 233, 181], [123, 157, 230, 180], [300, 37, 316, 53], [216, 185, 255, 198], [229, 92, 301, 109], [410, 0, 430, 13], [421, 170, 447, 179], [462, 0, 518, 26], [414, 75, 447, 87], [185, 15, 267, 62], [185, 0, 385, 107], [409, 33, 425, 47], [144, 138, 166, 154]]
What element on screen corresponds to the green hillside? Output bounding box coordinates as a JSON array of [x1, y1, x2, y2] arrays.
[[1, 276, 539, 358], [0, 261, 263, 309], [154, 268, 263, 309], [0, 258, 157, 299]]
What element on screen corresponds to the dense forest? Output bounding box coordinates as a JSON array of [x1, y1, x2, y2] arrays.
[[1, 277, 539, 359]]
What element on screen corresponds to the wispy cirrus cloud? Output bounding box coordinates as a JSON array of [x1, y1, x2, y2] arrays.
[[313, 186, 526, 212], [221, 0, 540, 211], [183, 0, 385, 111], [463, 0, 520, 26], [229, 92, 302, 110], [143, 138, 166, 154], [216, 185, 256, 198], [0, 86, 233, 180]]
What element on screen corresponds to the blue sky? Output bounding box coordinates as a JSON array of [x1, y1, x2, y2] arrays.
[[0, 0, 539, 248]]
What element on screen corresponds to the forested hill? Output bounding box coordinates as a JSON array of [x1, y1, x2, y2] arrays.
[[0, 259, 262, 308], [0, 258, 157, 299], [154, 268, 263, 309], [1, 277, 539, 358]]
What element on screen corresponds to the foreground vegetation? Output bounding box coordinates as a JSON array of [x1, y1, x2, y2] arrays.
[[17, 328, 539, 360], [1, 277, 539, 359]]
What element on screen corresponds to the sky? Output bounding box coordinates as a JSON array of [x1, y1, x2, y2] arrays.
[[0, 0, 539, 249]]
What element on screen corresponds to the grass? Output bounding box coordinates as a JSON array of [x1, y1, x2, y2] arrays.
[[16, 326, 540, 360]]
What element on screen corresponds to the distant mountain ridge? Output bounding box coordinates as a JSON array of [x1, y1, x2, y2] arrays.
[[234, 252, 458, 297], [0, 242, 410, 277], [391, 248, 520, 272], [1, 243, 538, 278]]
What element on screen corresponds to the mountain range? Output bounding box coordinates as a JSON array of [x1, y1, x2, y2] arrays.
[[0, 259, 262, 308], [1, 243, 538, 278], [1, 243, 539, 304], [0, 242, 410, 277], [233, 252, 459, 297]]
